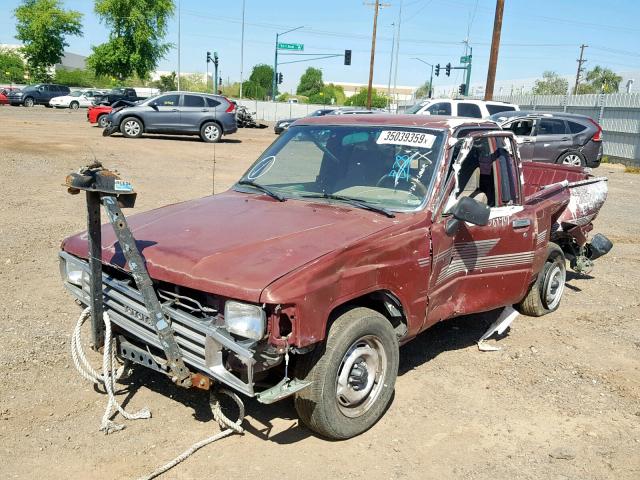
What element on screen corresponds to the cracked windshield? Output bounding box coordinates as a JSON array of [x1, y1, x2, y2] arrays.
[[238, 126, 446, 211]]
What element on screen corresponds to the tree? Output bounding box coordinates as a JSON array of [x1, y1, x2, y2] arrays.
[[308, 83, 346, 105], [585, 66, 622, 93], [345, 88, 388, 108], [0, 48, 26, 83], [152, 71, 177, 92], [87, 0, 174, 80], [414, 81, 432, 99], [14, 0, 83, 81], [242, 81, 267, 100], [248, 64, 274, 97], [532, 71, 569, 95], [296, 67, 324, 97]]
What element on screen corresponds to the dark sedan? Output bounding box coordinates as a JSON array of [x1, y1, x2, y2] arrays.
[[490, 111, 603, 168], [274, 108, 336, 134]]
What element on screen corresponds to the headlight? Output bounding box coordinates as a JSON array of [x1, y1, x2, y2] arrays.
[[59, 257, 85, 286], [279, 122, 290, 128], [224, 301, 266, 341]]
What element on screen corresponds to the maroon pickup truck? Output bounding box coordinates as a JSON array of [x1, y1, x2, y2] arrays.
[[59, 115, 611, 439]]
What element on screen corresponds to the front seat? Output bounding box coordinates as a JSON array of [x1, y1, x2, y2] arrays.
[[459, 167, 488, 205]]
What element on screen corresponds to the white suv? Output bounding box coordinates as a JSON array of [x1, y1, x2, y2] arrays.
[[406, 98, 519, 119]]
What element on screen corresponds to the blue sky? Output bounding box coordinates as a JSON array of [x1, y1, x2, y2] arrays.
[[1, 0, 639, 92]]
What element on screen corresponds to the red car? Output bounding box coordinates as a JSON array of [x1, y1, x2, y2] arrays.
[[0, 87, 19, 105], [87, 105, 112, 127]]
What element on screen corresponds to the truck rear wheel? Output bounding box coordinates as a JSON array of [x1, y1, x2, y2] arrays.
[[516, 242, 566, 317], [294, 307, 399, 440]]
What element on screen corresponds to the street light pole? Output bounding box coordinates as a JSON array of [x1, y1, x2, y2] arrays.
[[239, 0, 246, 99], [412, 58, 434, 99], [273, 25, 304, 102]]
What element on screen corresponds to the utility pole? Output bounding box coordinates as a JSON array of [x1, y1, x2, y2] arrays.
[[484, 0, 504, 100], [387, 22, 395, 107], [366, 0, 381, 110], [239, 0, 246, 99], [574, 44, 588, 95], [392, 0, 402, 108], [177, 0, 181, 91]]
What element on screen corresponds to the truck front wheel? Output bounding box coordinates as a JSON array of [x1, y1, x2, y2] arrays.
[[294, 307, 399, 439], [516, 242, 566, 317]]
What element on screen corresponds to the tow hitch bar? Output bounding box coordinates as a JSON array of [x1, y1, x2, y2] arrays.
[[65, 162, 192, 388]]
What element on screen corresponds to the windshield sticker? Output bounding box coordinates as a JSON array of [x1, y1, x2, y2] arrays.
[[377, 130, 436, 148], [247, 156, 276, 180]]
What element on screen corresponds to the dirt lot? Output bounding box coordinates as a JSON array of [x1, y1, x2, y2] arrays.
[[1, 106, 639, 480]]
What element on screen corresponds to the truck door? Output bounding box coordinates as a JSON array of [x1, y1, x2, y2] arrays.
[[426, 132, 537, 324], [533, 117, 571, 163]]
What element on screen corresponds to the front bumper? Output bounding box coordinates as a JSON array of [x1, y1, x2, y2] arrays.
[[60, 251, 258, 396]]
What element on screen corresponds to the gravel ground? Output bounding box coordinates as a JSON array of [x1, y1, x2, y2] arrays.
[[1, 106, 638, 480]]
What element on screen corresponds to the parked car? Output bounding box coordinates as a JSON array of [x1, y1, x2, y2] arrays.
[[87, 104, 113, 127], [103, 91, 237, 142], [8, 83, 70, 107], [60, 115, 611, 440], [489, 111, 603, 168], [406, 98, 519, 118], [93, 87, 146, 106], [274, 108, 335, 134], [0, 87, 19, 105], [50, 90, 106, 109]]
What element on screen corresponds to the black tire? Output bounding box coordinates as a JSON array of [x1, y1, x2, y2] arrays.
[[97, 114, 109, 128], [516, 242, 566, 317], [70, 101, 79, 110], [200, 121, 222, 143], [557, 151, 586, 168], [294, 307, 399, 440], [120, 117, 143, 138], [23, 97, 34, 107]]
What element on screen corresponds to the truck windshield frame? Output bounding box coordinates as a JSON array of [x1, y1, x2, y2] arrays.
[[235, 124, 447, 213]]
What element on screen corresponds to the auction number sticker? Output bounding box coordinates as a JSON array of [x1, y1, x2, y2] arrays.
[[377, 130, 436, 148]]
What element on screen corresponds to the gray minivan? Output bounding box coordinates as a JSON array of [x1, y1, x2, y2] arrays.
[[105, 91, 237, 143], [490, 111, 603, 168]]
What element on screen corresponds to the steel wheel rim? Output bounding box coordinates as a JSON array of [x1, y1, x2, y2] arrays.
[[544, 263, 565, 309], [25, 98, 33, 107], [124, 120, 140, 136], [562, 154, 582, 167], [99, 117, 108, 127], [70, 102, 78, 110], [204, 124, 220, 141], [336, 335, 387, 418]]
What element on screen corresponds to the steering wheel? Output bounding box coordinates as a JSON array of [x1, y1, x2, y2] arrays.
[[375, 174, 429, 198]]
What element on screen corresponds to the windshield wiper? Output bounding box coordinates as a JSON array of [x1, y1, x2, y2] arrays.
[[299, 192, 395, 218], [237, 180, 286, 202]]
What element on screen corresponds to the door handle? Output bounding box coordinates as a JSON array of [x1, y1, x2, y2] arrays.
[[512, 219, 531, 229], [200, 109, 208, 112], [171, 108, 179, 112], [561, 137, 570, 141], [521, 138, 532, 143]]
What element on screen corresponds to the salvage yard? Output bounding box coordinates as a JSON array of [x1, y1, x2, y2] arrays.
[[1, 106, 639, 479]]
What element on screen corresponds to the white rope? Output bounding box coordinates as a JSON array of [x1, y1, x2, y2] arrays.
[[70, 307, 151, 433], [71, 307, 245, 478]]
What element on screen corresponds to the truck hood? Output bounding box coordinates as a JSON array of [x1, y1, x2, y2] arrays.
[[62, 191, 396, 302]]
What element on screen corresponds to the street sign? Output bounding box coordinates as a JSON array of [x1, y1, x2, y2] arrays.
[[278, 42, 304, 51], [460, 55, 471, 64]]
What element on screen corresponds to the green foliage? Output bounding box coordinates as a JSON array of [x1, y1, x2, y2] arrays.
[[585, 66, 622, 93], [296, 67, 323, 97], [345, 88, 388, 108], [0, 48, 26, 83], [222, 82, 241, 98], [87, 0, 174, 81], [308, 83, 346, 105], [242, 81, 267, 100], [532, 71, 569, 95], [151, 71, 177, 92], [179, 73, 209, 93], [414, 81, 432, 99], [14, 0, 83, 82], [249, 64, 274, 97], [576, 83, 598, 94]]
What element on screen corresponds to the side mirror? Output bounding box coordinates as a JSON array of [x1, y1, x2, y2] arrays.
[[445, 196, 491, 236], [149, 102, 158, 109]]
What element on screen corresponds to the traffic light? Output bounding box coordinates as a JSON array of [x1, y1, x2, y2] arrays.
[[458, 84, 466, 95], [278, 72, 284, 84], [213, 51, 219, 67], [435, 64, 440, 76], [344, 49, 352, 66], [206, 51, 212, 63], [445, 63, 451, 76]]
